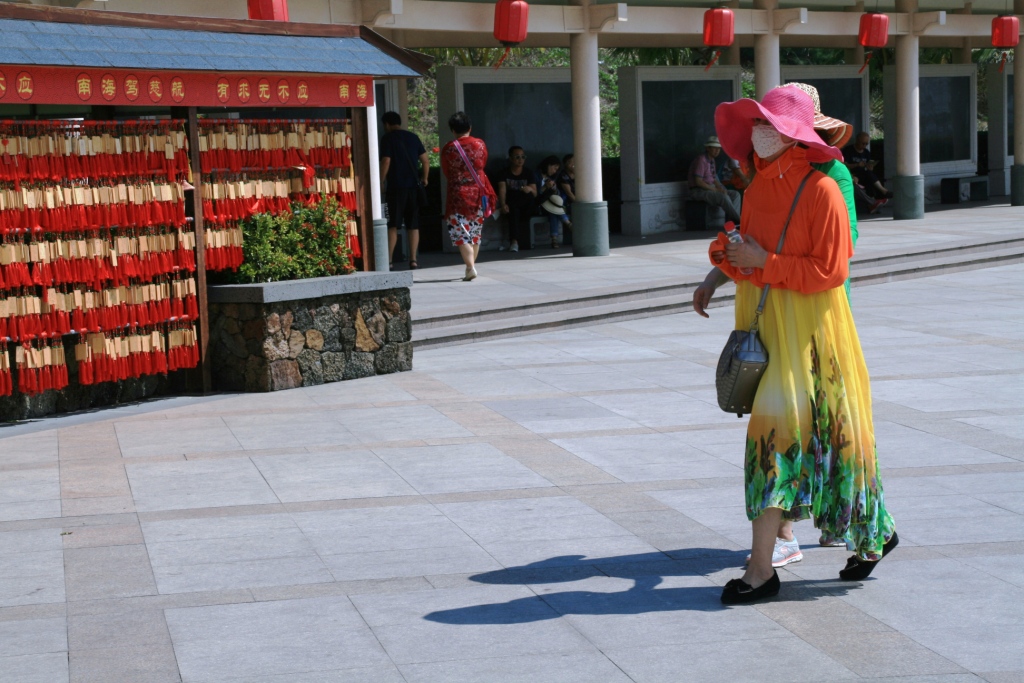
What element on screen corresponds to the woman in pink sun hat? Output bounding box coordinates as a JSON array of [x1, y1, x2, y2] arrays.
[[707, 87, 898, 605]]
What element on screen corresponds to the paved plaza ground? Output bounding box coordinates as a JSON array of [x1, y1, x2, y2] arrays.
[[1, 259, 1023, 681]]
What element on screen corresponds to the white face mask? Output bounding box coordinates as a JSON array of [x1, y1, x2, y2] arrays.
[[751, 124, 793, 159]]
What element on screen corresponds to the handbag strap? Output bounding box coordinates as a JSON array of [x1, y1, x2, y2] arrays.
[[750, 167, 817, 332], [453, 139, 485, 190]]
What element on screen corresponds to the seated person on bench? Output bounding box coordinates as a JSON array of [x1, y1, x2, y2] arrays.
[[687, 136, 742, 223], [843, 132, 893, 201]]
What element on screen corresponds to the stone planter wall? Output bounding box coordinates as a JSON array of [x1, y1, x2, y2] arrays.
[[208, 272, 414, 392]]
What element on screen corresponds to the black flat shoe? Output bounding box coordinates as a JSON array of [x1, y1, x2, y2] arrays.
[[409, 260, 418, 270], [839, 531, 899, 581], [721, 570, 780, 604]]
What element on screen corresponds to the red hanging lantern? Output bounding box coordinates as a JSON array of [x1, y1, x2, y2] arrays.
[[857, 13, 889, 73], [703, 8, 735, 71], [992, 15, 1019, 72], [247, 0, 289, 21], [703, 8, 735, 47], [992, 14, 1020, 47], [858, 12, 889, 48], [493, 0, 530, 68]]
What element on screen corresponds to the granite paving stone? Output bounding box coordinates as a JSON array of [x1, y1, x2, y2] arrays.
[[399, 651, 633, 683], [0, 652, 69, 683], [250, 450, 417, 502], [371, 443, 553, 494], [165, 597, 391, 681], [125, 458, 280, 512], [0, 261, 1022, 682], [114, 417, 243, 457], [0, 617, 67, 656]]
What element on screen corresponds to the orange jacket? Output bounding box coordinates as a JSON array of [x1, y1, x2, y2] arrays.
[[709, 146, 852, 295]]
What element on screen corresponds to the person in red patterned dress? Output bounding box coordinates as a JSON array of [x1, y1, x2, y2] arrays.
[[441, 111, 497, 281]]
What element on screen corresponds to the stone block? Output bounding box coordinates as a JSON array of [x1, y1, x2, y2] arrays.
[[269, 360, 302, 391], [305, 329, 325, 350], [220, 327, 249, 359], [287, 330, 305, 359], [355, 309, 382, 352], [386, 313, 410, 343], [223, 317, 240, 335], [375, 345, 400, 375], [345, 352, 376, 380], [263, 334, 289, 362], [242, 318, 265, 340], [367, 312, 386, 346], [381, 296, 400, 318], [266, 311, 281, 334], [322, 328, 343, 352], [312, 305, 335, 333], [396, 342, 413, 372], [281, 310, 294, 337], [322, 352, 346, 382], [293, 306, 313, 331], [297, 349, 324, 386]]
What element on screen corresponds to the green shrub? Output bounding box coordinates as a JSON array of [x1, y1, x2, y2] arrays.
[[225, 198, 356, 284]]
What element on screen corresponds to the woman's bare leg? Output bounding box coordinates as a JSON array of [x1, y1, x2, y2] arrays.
[[778, 519, 795, 542], [458, 244, 475, 270], [744, 508, 783, 587]]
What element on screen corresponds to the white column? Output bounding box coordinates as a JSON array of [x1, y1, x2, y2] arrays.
[[893, 0, 923, 219], [753, 0, 780, 98], [571, 29, 602, 203], [569, 2, 609, 256], [365, 98, 390, 270], [365, 100, 383, 221], [894, 11, 919, 178], [1013, 0, 1024, 204]]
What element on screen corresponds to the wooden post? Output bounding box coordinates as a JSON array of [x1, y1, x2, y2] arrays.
[[351, 106, 375, 271], [175, 107, 213, 393]]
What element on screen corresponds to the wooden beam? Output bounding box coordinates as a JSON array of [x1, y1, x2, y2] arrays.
[[173, 106, 213, 394], [351, 107, 376, 272], [0, 3, 359, 37]]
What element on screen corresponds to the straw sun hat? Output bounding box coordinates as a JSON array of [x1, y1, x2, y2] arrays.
[[784, 82, 854, 149], [714, 85, 844, 164], [541, 194, 566, 216]]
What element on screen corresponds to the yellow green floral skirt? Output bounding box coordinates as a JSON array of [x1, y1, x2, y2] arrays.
[[736, 281, 896, 561]]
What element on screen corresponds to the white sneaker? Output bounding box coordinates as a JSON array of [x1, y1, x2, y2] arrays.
[[463, 267, 478, 282], [745, 537, 804, 568], [819, 533, 847, 548], [510, 243, 519, 253]]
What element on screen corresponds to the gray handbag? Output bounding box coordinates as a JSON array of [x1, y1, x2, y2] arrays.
[[716, 169, 815, 417]]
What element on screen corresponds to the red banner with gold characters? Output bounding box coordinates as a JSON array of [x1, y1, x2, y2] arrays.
[[0, 66, 374, 108]]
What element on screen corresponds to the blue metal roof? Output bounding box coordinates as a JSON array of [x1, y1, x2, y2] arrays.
[[0, 18, 419, 78]]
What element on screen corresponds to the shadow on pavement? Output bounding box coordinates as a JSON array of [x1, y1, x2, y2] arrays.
[[425, 549, 856, 625]]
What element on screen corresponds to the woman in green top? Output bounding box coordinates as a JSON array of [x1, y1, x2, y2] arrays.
[[692, 82, 857, 565]]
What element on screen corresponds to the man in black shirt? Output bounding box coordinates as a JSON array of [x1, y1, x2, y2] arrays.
[[380, 111, 428, 268], [843, 132, 892, 200], [497, 146, 538, 252]]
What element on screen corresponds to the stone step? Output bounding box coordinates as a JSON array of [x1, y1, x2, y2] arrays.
[[412, 241, 1024, 349], [415, 237, 1024, 331]]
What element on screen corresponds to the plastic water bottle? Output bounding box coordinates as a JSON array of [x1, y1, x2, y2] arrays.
[[724, 221, 753, 275]]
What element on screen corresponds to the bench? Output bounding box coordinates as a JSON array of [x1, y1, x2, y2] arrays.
[[940, 176, 989, 204], [684, 200, 726, 231], [528, 216, 549, 249]]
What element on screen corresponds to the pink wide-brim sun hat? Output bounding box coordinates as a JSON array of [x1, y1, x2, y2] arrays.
[[714, 86, 843, 165]]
